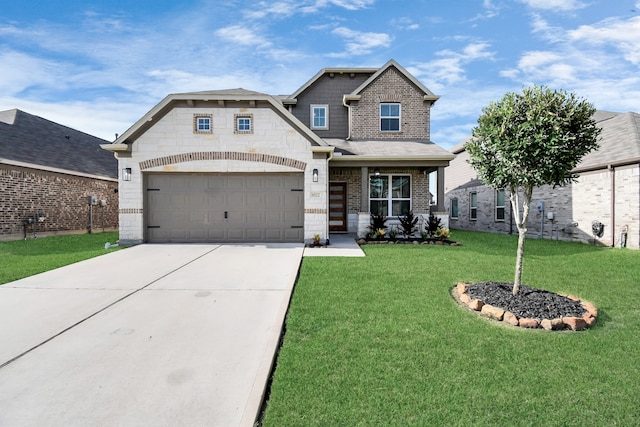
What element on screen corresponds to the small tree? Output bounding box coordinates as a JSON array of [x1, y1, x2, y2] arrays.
[[466, 86, 600, 295]]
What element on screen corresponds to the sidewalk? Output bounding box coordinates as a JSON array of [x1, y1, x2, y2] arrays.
[[303, 234, 365, 257]]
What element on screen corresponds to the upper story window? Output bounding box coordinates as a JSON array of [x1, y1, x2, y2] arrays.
[[310, 105, 328, 130], [234, 114, 253, 134], [495, 189, 506, 221], [369, 174, 411, 217], [380, 103, 401, 132], [194, 114, 212, 134]]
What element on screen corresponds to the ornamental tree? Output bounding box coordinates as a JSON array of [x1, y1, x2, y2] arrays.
[[466, 86, 601, 295]]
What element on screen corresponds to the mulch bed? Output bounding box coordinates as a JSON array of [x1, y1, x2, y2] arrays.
[[465, 282, 586, 320], [454, 281, 598, 331]]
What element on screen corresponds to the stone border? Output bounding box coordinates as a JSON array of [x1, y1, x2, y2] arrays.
[[453, 282, 598, 331]]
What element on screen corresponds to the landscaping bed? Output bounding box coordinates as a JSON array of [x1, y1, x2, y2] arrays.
[[357, 237, 460, 245], [454, 281, 598, 331]]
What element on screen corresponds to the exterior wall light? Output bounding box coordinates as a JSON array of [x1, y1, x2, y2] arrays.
[[312, 168, 319, 182], [374, 168, 381, 176], [123, 168, 132, 181]]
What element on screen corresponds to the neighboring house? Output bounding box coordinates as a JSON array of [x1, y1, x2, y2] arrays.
[[0, 109, 118, 241], [102, 59, 454, 245], [445, 110, 640, 249]]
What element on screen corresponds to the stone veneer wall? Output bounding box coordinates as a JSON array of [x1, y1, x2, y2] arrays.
[[445, 165, 640, 249], [0, 164, 118, 241], [117, 104, 327, 244], [350, 67, 432, 140]]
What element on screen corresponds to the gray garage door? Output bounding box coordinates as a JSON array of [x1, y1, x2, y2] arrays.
[[145, 173, 304, 243]]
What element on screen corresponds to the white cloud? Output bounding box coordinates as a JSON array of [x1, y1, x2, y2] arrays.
[[246, 0, 375, 18], [469, 0, 501, 21], [568, 16, 640, 64], [0, 50, 65, 95], [518, 0, 587, 11], [327, 27, 392, 57], [214, 26, 272, 48], [409, 42, 495, 90], [391, 17, 420, 30]]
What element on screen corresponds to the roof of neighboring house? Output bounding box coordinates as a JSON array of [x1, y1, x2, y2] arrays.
[[0, 109, 117, 179], [578, 111, 640, 170], [450, 110, 640, 171]]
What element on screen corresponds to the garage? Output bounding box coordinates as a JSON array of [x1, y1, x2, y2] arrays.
[[145, 173, 304, 243]]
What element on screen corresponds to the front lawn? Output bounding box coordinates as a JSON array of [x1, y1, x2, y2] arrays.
[[0, 232, 120, 285], [261, 230, 640, 426]]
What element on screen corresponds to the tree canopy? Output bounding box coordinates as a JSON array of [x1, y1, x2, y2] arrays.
[[467, 85, 600, 190], [466, 85, 601, 294]]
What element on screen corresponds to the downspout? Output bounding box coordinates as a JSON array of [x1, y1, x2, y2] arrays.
[[609, 164, 615, 247], [326, 149, 334, 244], [342, 95, 352, 140]]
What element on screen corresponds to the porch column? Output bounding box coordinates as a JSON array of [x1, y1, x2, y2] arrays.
[[361, 166, 369, 212], [436, 166, 445, 212]]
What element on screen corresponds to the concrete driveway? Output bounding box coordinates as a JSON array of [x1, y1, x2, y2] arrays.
[[0, 243, 303, 427]]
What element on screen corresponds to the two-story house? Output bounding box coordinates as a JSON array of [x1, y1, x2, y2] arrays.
[[102, 59, 453, 244]]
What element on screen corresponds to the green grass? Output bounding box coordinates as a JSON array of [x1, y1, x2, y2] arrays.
[[262, 230, 640, 426], [0, 232, 120, 285]]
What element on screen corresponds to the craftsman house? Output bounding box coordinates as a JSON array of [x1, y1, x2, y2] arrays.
[[1, 109, 118, 241], [444, 110, 640, 249], [103, 59, 453, 244]]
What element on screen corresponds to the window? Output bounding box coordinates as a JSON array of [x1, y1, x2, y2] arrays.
[[369, 174, 411, 216], [380, 103, 401, 132], [310, 105, 328, 130], [193, 114, 212, 133], [495, 189, 506, 221], [234, 114, 253, 134], [470, 192, 477, 220], [450, 198, 459, 219]]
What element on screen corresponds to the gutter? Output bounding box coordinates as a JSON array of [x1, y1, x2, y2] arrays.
[[0, 158, 118, 182]]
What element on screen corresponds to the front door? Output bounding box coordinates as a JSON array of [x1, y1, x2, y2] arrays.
[[329, 182, 347, 232]]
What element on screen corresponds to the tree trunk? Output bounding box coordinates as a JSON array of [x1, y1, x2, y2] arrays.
[[510, 186, 533, 295]]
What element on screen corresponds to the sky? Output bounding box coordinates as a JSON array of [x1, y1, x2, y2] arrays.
[[1, 0, 639, 149]]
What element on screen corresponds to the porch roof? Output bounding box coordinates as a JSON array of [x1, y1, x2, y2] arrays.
[[324, 138, 454, 164]]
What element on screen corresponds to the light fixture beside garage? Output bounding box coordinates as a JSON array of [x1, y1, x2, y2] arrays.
[[122, 168, 132, 181], [312, 168, 319, 182]]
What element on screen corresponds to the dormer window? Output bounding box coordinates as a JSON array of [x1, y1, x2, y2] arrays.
[[380, 103, 401, 132], [310, 105, 328, 130]]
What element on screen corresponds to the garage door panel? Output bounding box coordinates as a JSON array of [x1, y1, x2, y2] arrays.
[[146, 173, 303, 243]]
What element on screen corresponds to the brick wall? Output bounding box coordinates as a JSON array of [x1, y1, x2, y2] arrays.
[[350, 67, 432, 140], [0, 164, 118, 241], [445, 165, 640, 249], [329, 166, 430, 213]]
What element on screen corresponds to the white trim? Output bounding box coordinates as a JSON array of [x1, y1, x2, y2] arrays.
[[495, 189, 506, 222], [469, 192, 478, 221], [310, 104, 329, 130], [380, 103, 401, 132], [369, 173, 412, 217], [0, 158, 118, 182], [450, 198, 459, 219]]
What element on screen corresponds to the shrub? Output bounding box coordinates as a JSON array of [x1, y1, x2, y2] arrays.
[[369, 213, 388, 233], [398, 211, 419, 237], [425, 213, 442, 238]]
